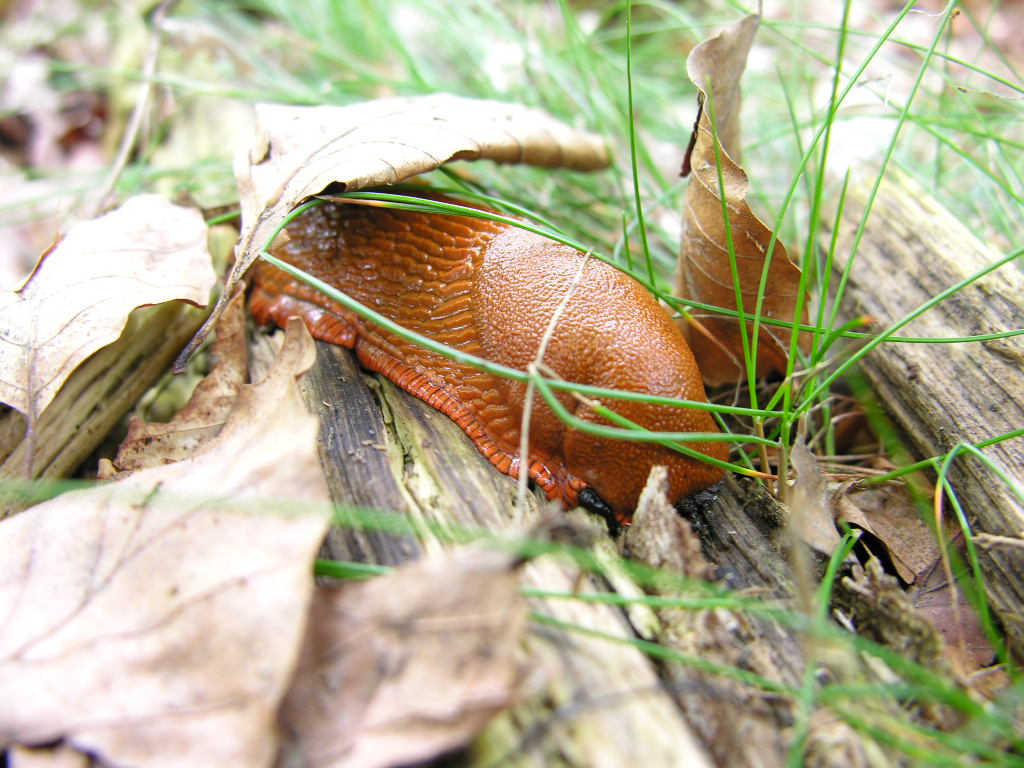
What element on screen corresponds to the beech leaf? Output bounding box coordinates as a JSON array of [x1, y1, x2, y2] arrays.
[[0, 195, 216, 418], [0, 319, 329, 768], [175, 93, 610, 371], [279, 548, 527, 768], [676, 14, 809, 385], [113, 287, 249, 472]]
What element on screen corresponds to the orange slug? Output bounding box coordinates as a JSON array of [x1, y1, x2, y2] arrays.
[[249, 194, 727, 526]]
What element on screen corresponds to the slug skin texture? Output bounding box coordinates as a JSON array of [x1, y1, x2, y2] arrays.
[[250, 195, 726, 525]]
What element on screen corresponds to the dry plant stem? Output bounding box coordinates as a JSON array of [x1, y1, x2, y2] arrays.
[[786, 418, 817, 616], [0, 302, 208, 517], [976, 534, 1024, 551], [755, 418, 773, 497], [87, 0, 178, 218], [934, 484, 969, 663], [826, 169, 1024, 654], [516, 253, 591, 519], [785, 481, 813, 621]]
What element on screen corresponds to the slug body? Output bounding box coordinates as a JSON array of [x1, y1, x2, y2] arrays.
[[250, 195, 727, 523]]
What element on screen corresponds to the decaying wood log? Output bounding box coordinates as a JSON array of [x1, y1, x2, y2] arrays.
[[0, 301, 209, 518], [246, 171, 1019, 763], [250, 335, 816, 768], [826, 170, 1024, 655]]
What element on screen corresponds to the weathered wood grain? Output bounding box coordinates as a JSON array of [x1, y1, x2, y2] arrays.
[[826, 169, 1024, 653], [267, 335, 813, 768]]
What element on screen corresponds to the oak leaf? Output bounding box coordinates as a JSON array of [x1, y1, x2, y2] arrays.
[[0, 195, 215, 419], [0, 319, 329, 768], [676, 14, 809, 385], [176, 94, 610, 370]]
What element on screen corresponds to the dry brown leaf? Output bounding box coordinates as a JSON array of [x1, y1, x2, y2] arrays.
[[175, 93, 610, 370], [114, 287, 248, 472], [840, 490, 996, 680], [789, 438, 841, 557], [8, 743, 94, 768], [0, 319, 329, 768], [911, 565, 996, 676], [0, 195, 216, 419], [676, 14, 809, 386], [837, 486, 940, 584], [279, 547, 527, 768]]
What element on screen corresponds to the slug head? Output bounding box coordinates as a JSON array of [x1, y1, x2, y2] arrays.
[[563, 399, 726, 521]]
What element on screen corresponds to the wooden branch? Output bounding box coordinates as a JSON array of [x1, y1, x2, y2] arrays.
[[826, 169, 1024, 654], [629, 474, 806, 766], [259, 336, 818, 768]]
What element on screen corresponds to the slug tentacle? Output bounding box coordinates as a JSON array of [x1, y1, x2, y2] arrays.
[[250, 194, 727, 524]]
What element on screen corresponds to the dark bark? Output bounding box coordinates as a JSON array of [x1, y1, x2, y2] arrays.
[[271, 337, 811, 768]]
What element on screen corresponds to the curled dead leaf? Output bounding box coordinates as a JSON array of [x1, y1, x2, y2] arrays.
[[0, 195, 215, 419], [0, 319, 328, 768], [789, 437, 841, 558], [176, 94, 610, 371], [912, 563, 997, 677], [676, 14, 810, 386], [114, 287, 249, 472]]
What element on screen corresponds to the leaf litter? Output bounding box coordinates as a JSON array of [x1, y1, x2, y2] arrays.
[[0, 194, 216, 420], [0, 318, 329, 768], [0, 88, 610, 768], [672, 8, 1008, 723], [1, 300, 533, 768], [0, 4, 1014, 764], [111, 287, 249, 472], [279, 548, 527, 768]]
